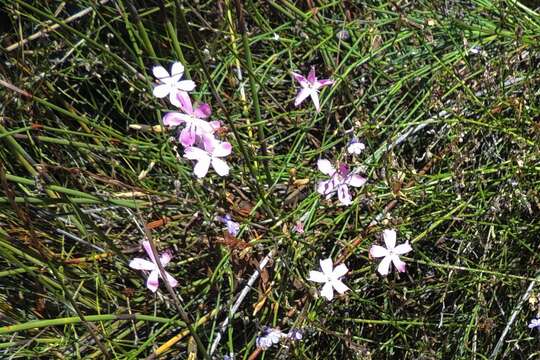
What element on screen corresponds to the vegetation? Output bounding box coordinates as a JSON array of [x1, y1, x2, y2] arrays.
[[1, 0, 539, 358]]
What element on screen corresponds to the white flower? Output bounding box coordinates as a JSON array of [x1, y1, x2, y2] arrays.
[[152, 62, 196, 107], [528, 318, 540, 329], [183, 134, 232, 178], [308, 258, 349, 301], [369, 229, 412, 276], [347, 137, 365, 155]]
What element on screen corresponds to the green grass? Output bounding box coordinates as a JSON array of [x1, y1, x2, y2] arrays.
[[1, 0, 540, 359]]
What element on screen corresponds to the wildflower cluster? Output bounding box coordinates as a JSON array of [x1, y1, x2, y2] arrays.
[[154, 62, 231, 178], [127, 61, 539, 355]]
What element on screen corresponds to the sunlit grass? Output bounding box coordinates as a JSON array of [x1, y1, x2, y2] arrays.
[[1, 0, 539, 359]]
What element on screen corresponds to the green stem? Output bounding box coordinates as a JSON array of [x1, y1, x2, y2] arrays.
[[0, 314, 185, 335], [234, 0, 273, 191]]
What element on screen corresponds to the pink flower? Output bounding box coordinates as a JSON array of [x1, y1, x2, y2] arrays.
[[152, 62, 196, 107], [183, 135, 232, 178], [308, 258, 349, 301], [162, 94, 220, 147], [129, 241, 178, 293], [292, 220, 304, 234], [317, 159, 367, 206], [292, 66, 334, 112], [369, 229, 413, 276]]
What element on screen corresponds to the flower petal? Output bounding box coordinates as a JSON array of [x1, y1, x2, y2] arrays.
[[292, 72, 307, 85], [211, 157, 230, 176], [179, 128, 197, 147], [319, 258, 334, 276], [393, 241, 412, 255], [162, 112, 186, 126], [369, 245, 388, 258], [308, 270, 327, 283], [152, 84, 170, 98], [176, 80, 196, 92], [332, 263, 348, 278], [347, 174, 367, 187], [170, 62, 184, 77], [175, 91, 190, 109], [194, 103, 212, 118], [294, 88, 311, 107], [331, 279, 349, 295], [142, 241, 156, 263], [152, 65, 169, 79], [317, 79, 334, 87], [210, 120, 221, 131], [391, 254, 407, 273], [226, 220, 240, 236], [383, 229, 397, 250], [178, 92, 193, 114], [183, 145, 207, 161], [184, 147, 211, 178], [160, 252, 172, 266], [193, 157, 211, 178], [307, 67, 316, 83], [377, 256, 392, 276], [146, 270, 160, 292], [320, 282, 334, 301], [211, 141, 232, 157], [317, 179, 335, 197], [164, 271, 178, 288], [317, 159, 335, 176], [347, 142, 365, 155], [309, 91, 320, 112], [129, 258, 156, 271], [337, 184, 352, 205]]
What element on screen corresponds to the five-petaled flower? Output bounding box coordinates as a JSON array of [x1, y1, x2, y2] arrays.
[[308, 258, 349, 301], [370, 229, 413, 276], [129, 241, 178, 293], [183, 134, 232, 178], [292, 66, 334, 112], [152, 62, 196, 107], [317, 159, 367, 206], [162, 94, 219, 147], [528, 318, 540, 329]]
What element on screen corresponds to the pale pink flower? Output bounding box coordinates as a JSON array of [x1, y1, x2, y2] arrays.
[[292, 66, 334, 112], [129, 241, 178, 293], [370, 229, 413, 276], [152, 62, 196, 107], [292, 220, 304, 234], [317, 159, 367, 206], [308, 258, 349, 301], [162, 94, 220, 146], [184, 135, 232, 178]]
